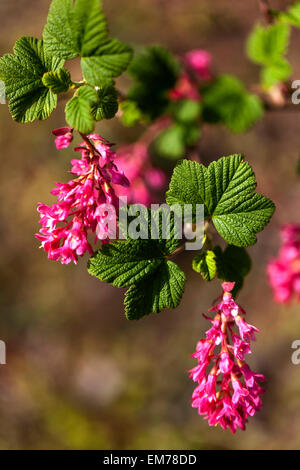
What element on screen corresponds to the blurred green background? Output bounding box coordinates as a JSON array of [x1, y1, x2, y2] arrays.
[[0, 0, 300, 450]]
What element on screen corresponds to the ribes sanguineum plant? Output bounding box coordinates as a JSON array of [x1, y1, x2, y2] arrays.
[[267, 224, 300, 303], [190, 282, 264, 432], [36, 131, 130, 264], [4, 0, 300, 433]]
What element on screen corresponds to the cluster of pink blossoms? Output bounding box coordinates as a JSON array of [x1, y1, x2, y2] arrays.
[[35, 128, 130, 264], [113, 141, 166, 206], [267, 224, 300, 303], [190, 282, 265, 433], [169, 49, 212, 101]]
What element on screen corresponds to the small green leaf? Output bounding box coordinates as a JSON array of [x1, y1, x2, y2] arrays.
[[166, 158, 209, 218], [42, 67, 71, 94], [128, 45, 180, 119], [43, 0, 108, 59], [214, 245, 251, 296], [261, 58, 292, 87], [120, 100, 143, 126], [124, 261, 186, 320], [247, 23, 290, 64], [43, 0, 132, 84], [201, 75, 263, 133], [65, 85, 97, 133], [192, 250, 217, 281], [247, 22, 291, 87], [154, 124, 186, 160], [90, 84, 118, 120], [0, 37, 64, 123], [171, 99, 202, 124], [215, 245, 251, 280], [166, 155, 275, 247], [184, 124, 202, 147], [280, 2, 300, 27], [81, 38, 133, 86]]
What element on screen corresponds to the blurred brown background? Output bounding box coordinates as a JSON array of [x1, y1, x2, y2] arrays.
[[0, 0, 300, 449]]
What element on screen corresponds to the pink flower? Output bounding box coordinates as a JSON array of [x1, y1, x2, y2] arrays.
[[267, 224, 300, 303], [184, 50, 212, 80], [169, 49, 212, 102], [113, 142, 166, 206], [36, 132, 130, 264], [169, 74, 200, 101], [52, 127, 74, 149], [190, 282, 265, 433]]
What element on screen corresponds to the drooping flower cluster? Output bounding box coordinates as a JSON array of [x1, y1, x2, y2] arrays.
[[267, 224, 300, 303], [190, 282, 265, 433], [35, 130, 130, 264], [113, 141, 166, 206], [169, 49, 212, 101], [52, 126, 74, 149]]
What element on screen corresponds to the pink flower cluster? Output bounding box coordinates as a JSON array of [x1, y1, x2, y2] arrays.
[[114, 141, 166, 206], [267, 224, 300, 303], [169, 49, 212, 101], [190, 282, 265, 433], [35, 129, 129, 264], [52, 126, 74, 149]]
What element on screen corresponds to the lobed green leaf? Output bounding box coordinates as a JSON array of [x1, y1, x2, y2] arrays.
[[166, 155, 275, 247], [0, 37, 64, 122]]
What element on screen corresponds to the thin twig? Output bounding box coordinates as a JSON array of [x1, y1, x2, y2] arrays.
[[166, 242, 186, 259], [79, 132, 96, 154], [258, 0, 274, 24]]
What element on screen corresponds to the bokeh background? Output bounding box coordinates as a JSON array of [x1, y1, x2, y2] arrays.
[[0, 0, 300, 450]]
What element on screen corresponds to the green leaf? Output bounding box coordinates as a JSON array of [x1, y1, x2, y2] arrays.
[[120, 100, 143, 126], [192, 250, 217, 281], [201, 75, 263, 133], [184, 124, 202, 147], [43, 0, 108, 59], [214, 245, 251, 295], [128, 45, 180, 119], [81, 38, 133, 85], [65, 85, 97, 133], [88, 239, 164, 287], [43, 0, 132, 85], [153, 120, 201, 161], [88, 206, 185, 319], [247, 22, 292, 87], [124, 261, 186, 320], [0, 37, 64, 122], [280, 2, 300, 27], [171, 99, 202, 125], [261, 58, 292, 87], [297, 154, 300, 175], [42, 67, 71, 94], [90, 84, 118, 120], [166, 155, 275, 247], [88, 207, 181, 287], [247, 23, 290, 65], [154, 124, 186, 160], [215, 245, 251, 280]]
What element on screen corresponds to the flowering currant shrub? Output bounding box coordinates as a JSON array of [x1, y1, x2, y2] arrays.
[[1, 0, 300, 432]]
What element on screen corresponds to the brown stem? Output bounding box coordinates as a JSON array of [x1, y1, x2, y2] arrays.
[[258, 0, 274, 24], [79, 132, 96, 154], [166, 242, 186, 259]]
